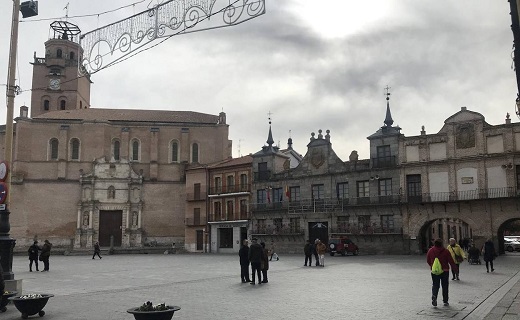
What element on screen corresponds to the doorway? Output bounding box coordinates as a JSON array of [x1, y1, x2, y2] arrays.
[[308, 221, 328, 244], [99, 210, 122, 247], [196, 230, 204, 251]]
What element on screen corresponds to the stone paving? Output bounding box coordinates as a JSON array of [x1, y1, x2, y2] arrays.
[[1, 252, 520, 320]]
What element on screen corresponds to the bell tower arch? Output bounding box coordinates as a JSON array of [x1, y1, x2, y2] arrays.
[[30, 21, 91, 118]]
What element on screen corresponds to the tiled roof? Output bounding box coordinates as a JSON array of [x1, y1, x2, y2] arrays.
[[33, 108, 219, 124], [209, 155, 253, 168]]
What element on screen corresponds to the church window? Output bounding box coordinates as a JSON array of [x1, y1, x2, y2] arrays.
[[131, 139, 140, 162], [113, 140, 121, 161], [171, 141, 179, 162], [49, 138, 59, 160], [57, 49, 62, 58], [69, 52, 75, 60], [44, 100, 50, 111], [191, 143, 199, 163], [60, 100, 66, 110], [70, 138, 80, 160]]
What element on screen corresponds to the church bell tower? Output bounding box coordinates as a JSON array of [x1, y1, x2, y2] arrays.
[[30, 21, 91, 118]]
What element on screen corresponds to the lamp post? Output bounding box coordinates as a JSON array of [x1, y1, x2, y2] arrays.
[[1, 0, 37, 283]]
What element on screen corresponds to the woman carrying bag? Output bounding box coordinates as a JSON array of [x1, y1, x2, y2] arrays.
[[447, 238, 466, 281]]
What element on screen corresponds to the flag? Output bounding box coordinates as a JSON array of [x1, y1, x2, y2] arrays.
[[266, 187, 271, 203], [285, 185, 290, 199]]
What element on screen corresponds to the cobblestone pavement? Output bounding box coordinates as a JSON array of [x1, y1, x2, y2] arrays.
[[1, 252, 520, 320]]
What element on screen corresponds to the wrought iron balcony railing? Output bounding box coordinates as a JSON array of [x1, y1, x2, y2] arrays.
[[330, 225, 401, 235], [208, 212, 250, 222], [403, 187, 518, 203], [208, 184, 251, 195], [250, 226, 304, 235], [371, 156, 397, 168]]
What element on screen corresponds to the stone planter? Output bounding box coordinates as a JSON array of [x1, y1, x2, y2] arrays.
[[127, 306, 181, 320], [8, 294, 54, 319]]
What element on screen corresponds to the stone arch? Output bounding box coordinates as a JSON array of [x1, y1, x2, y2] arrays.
[[496, 218, 520, 254], [417, 217, 473, 253]]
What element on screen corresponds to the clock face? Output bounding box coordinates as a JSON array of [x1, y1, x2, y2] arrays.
[[49, 78, 60, 90]]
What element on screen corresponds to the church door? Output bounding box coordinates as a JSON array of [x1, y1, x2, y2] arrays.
[[99, 210, 122, 247]]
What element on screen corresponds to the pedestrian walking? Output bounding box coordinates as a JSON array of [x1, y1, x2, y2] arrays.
[[92, 241, 102, 259], [239, 240, 251, 283], [304, 240, 313, 266], [248, 238, 263, 285], [447, 238, 465, 280], [260, 242, 269, 283], [39, 239, 52, 272], [316, 239, 327, 267], [482, 239, 497, 273], [28, 240, 40, 272], [313, 239, 320, 266], [269, 241, 279, 261], [427, 238, 457, 307]]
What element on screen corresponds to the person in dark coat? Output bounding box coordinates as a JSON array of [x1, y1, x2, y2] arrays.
[[482, 239, 497, 273], [248, 238, 263, 285], [304, 240, 313, 266], [92, 241, 102, 259], [427, 238, 457, 307], [313, 239, 320, 266], [28, 240, 40, 272], [40, 239, 52, 272], [238, 240, 251, 283], [0, 259, 4, 295], [260, 242, 269, 283]]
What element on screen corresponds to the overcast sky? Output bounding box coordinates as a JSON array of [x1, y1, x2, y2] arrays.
[[0, 0, 517, 160]]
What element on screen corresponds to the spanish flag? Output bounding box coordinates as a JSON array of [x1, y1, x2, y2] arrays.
[[285, 185, 290, 199]]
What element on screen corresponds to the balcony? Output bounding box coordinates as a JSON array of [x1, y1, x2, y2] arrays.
[[402, 187, 518, 203], [186, 192, 207, 201], [185, 218, 205, 226], [254, 170, 271, 182], [371, 156, 397, 168], [250, 195, 402, 213], [208, 184, 251, 195], [208, 212, 250, 222], [330, 224, 401, 235]]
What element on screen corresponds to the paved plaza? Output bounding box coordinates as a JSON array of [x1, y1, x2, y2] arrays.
[[2, 252, 520, 319]]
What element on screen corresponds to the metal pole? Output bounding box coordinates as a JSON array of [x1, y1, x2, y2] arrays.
[[1, 0, 20, 282]]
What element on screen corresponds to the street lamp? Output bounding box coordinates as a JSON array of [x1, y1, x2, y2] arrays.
[[1, 0, 38, 285]]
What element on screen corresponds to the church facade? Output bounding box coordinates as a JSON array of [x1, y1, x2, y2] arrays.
[[1, 28, 231, 249]]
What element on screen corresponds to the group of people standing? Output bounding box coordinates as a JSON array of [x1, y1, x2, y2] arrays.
[[427, 237, 497, 307], [303, 239, 327, 267], [27, 240, 52, 272], [239, 238, 274, 285]]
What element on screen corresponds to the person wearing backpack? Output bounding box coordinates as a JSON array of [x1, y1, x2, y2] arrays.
[[427, 238, 457, 307]]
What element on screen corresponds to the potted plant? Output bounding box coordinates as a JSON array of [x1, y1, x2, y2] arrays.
[[127, 301, 181, 320], [8, 293, 54, 318], [1, 291, 17, 312]]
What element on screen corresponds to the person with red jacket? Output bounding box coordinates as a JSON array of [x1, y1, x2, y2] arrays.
[[427, 238, 457, 307]]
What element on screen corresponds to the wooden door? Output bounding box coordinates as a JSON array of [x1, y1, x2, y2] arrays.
[[196, 230, 203, 251], [99, 210, 122, 247]]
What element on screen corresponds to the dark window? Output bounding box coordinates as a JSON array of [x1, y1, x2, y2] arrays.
[[57, 49, 62, 58], [438, 223, 443, 239], [273, 187, 283, 203], [218, 228, 233, 248], [70, 138, 80, 160], [357, 181, 370, 198], [214, 201, 222, 220], [80, 101, 82, 109], [227, 175, 234, 193], [240, 199, 247, 217], [131, 140, 139, 161], [69, 52, 75, 60], [516, 165, 520, 189], [379, 179, 392, 196], [377, 145, 391, 158], [60, 100, 66, 110], [194, 183, 201, 200], [192, 143, 199, 163], [337, 182, 349, 199], [226, 200, 234, 219], [312, 184, 324, 199], [290, 186, 300, 202], [44, 100, 50, 111], [257, 189, 266, 204], [113, 140, 120, 161], [257, 162, 269, 180], [380, 215, 394, 232], [50, 139, 59, 160], [358, 215, 371, 229], [407, 175, 422, 202], [171, 141, 178, 162], [240, 174, 248, 191], [214, 177, 222, 193], [375, 145, 393, 167]]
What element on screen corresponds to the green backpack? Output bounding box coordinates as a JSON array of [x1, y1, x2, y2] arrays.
[[431, 257, 443, 275]]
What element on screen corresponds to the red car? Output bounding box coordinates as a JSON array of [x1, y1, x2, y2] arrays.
[[328, 237, 359, 256]]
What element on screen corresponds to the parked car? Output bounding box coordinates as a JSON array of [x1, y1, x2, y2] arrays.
[[328, 237, 359, 256], [505, 240, 520, 252]]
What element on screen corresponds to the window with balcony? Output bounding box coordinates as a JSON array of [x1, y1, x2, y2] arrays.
[[375, 145, 393, 167], [240, 174, 248, 191], [214, 177, 222, 194], [273, 187, 283, 203], [257, 162, 269, 181], [406, 175, 422, 203], [312, 184, 324, 199], [226, 200, 234, 220], [357, 180, 370, 203], [214, 201, 222, 220], [337, 182, 349, 206], [240, 199, 247, 219], [290, 186, 300, 202], [227, 175, 235, 193], [378, 178, 392, 203], [257, 189, 267, 209]]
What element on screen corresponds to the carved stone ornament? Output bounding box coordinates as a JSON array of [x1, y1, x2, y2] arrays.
[[311, 149, 325, 169], [283, 159, 290, 170], [456, 123, 475, 149]]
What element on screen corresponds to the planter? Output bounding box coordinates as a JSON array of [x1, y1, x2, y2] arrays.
[[127, 306, 181, 320], [8, 294, 54, 319], [1, 291, 18, 312]]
